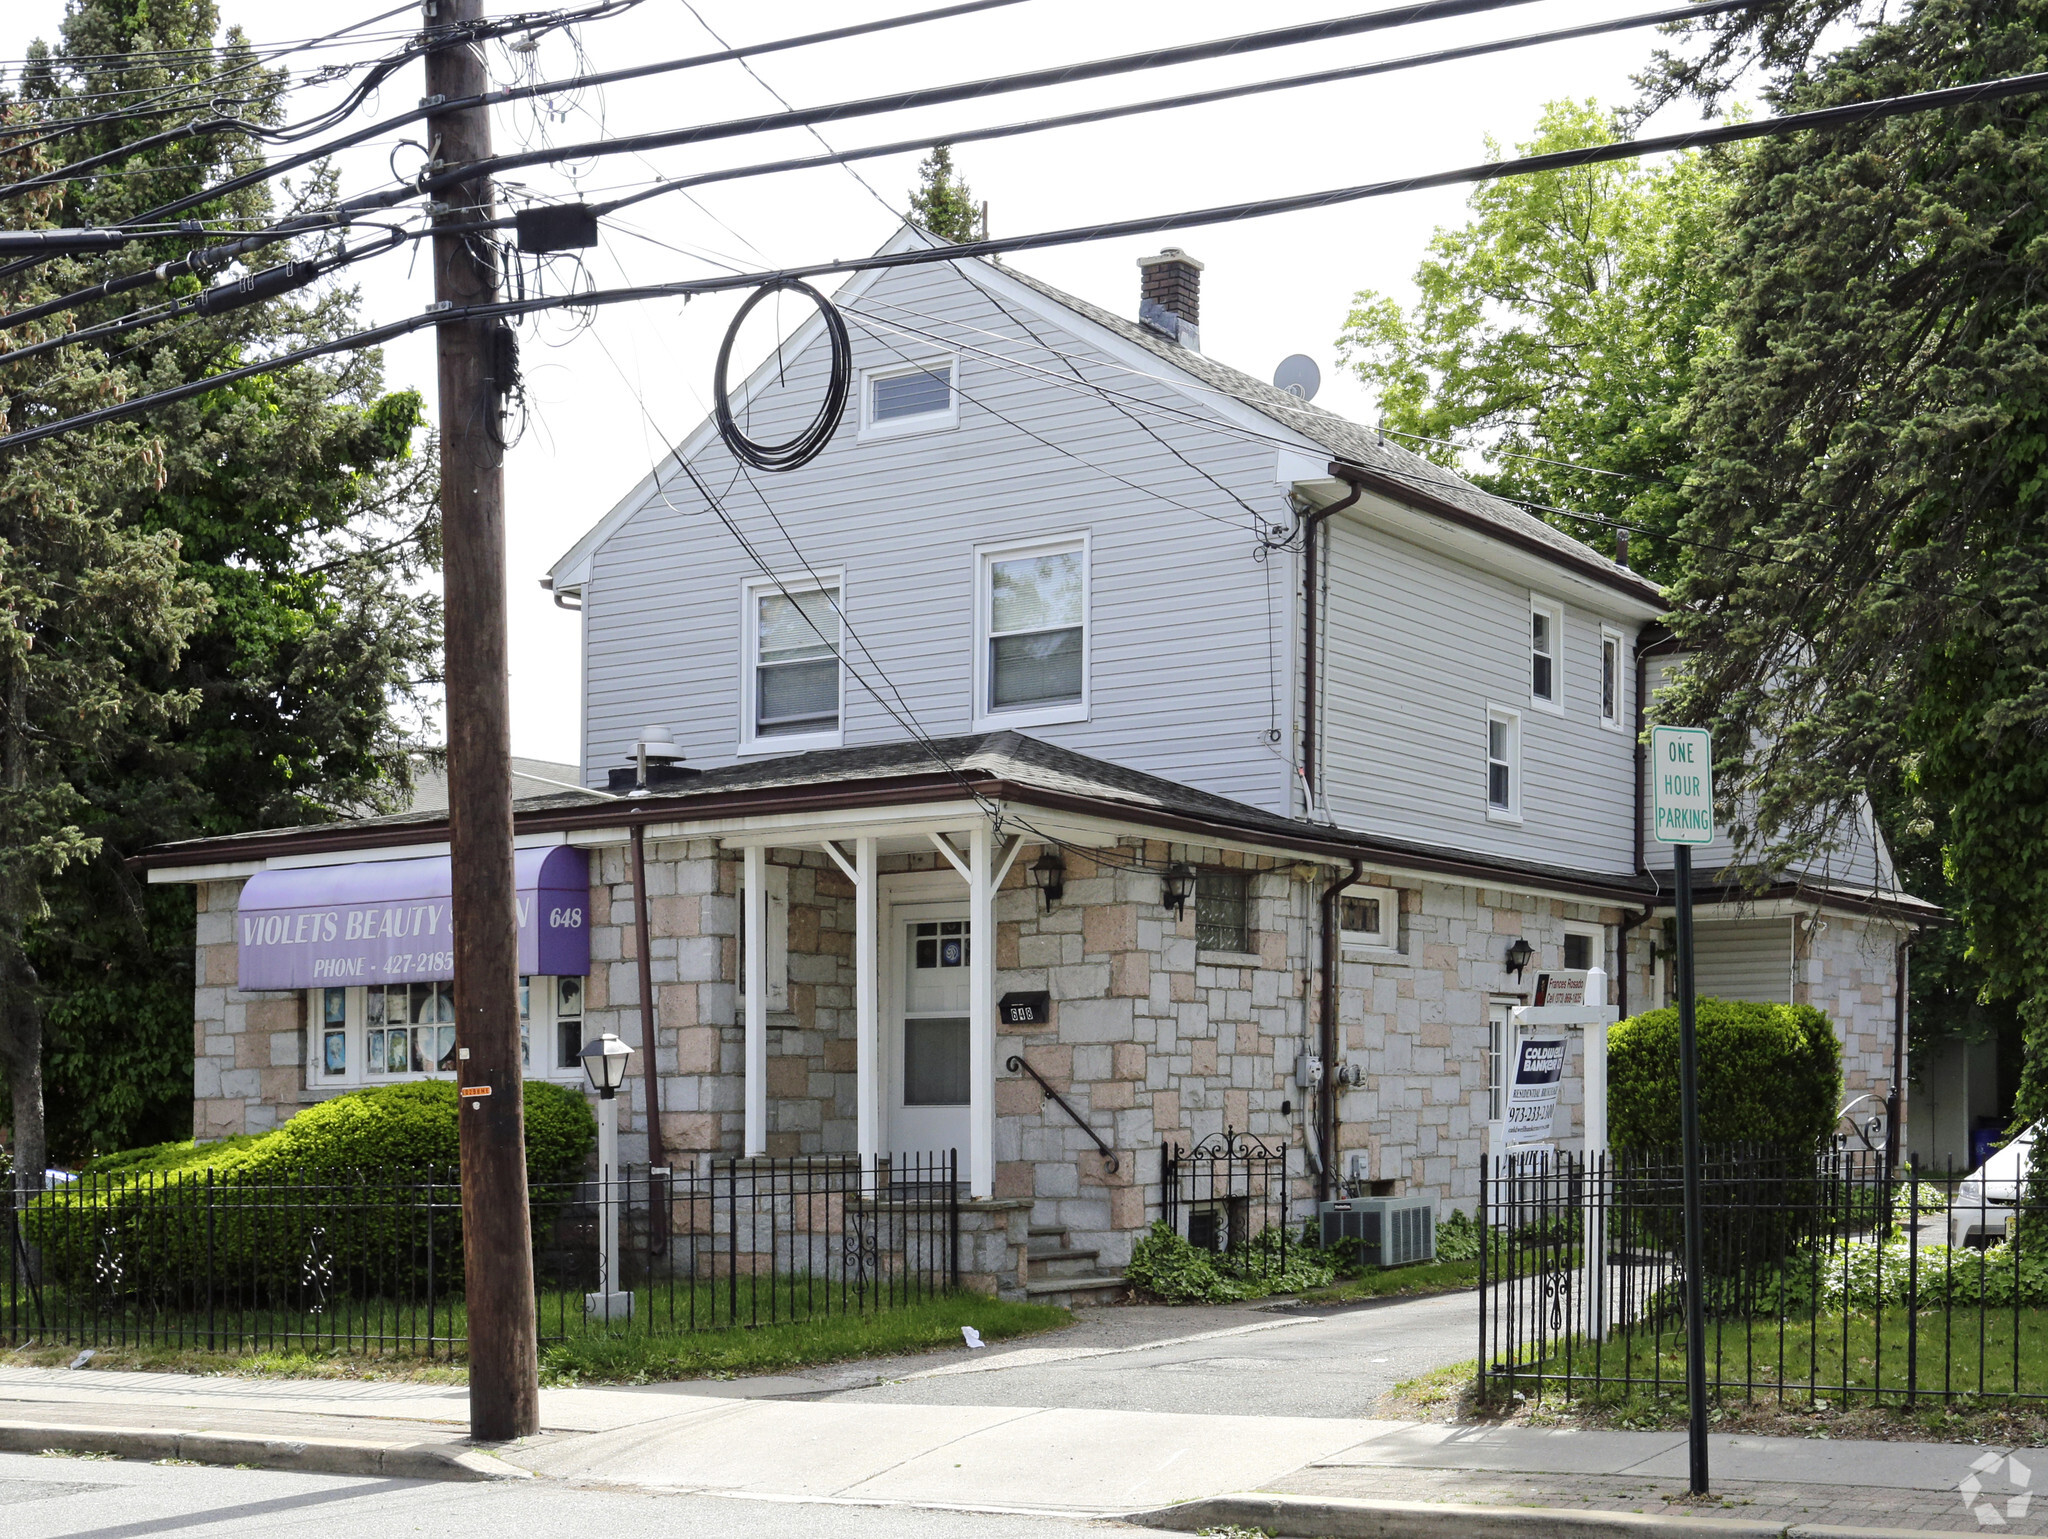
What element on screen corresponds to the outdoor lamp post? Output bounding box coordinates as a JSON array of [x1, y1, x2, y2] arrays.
[[579, 1032, 635, 1321]]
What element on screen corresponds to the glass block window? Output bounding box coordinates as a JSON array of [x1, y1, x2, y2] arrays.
[[1563, 932, 1595, 971], [1195, 869, 1250, 954]]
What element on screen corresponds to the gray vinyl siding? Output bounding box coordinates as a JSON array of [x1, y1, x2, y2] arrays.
[[1693, 918, 1794, 1003], [578, 259, 1296, 813], [1315, 513, 1641, 876], [1640, 656, 1894, 890]]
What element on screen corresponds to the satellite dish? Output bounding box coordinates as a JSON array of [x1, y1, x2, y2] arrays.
[[1273, 354, 1321, 402]]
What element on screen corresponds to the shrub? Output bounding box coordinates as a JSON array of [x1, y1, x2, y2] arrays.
[[1125, 1221, 1335, 1303], [1435, 1209, 1481, 1262], [1608, 998, 1841, 1152], [25, 1082, 596, 1299]]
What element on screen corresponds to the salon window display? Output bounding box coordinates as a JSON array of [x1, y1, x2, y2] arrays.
[[307, 977, 586, 1088]]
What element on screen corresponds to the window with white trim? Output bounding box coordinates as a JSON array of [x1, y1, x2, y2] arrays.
[[307, 976, 586, 1089], [859, 357, 958, 439], [1530, 597, 1562, 709], [977, 536, 1087, 725], [1486, 707, 1521, 820], [1600, 628, 1624, 729], [1338, 884, 1398, 950], [742, 576, 841, 750]]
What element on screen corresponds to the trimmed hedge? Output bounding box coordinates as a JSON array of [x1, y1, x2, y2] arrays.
[[1608, 998, 1841, 1153], [26, 1082, 596, 1298]]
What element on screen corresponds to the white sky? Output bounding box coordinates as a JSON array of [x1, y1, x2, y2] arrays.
[[7, 0, 1726, 765]]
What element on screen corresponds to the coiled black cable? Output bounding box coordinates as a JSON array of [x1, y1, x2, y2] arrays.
[[713, 279, 849, 472]]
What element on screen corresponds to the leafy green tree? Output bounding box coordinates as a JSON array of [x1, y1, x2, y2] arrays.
[[1335, 99, 1735, 578], [1654, 0, 2048, 1147], [1, 0, 441, 1164], [908, 143, 983, 244]]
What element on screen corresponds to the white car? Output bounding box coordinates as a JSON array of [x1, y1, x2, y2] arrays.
[[1950, 1125, 2039, 1249]]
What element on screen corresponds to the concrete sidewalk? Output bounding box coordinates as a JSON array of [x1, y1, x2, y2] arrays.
[[0, 1359, 2040, 1533]]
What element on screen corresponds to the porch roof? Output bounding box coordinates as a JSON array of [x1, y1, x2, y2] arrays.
[[130, 731, 1930, 919]]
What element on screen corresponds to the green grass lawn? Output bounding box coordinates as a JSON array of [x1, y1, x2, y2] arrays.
[[1492, 1306, 2048, 1411], [1295, 1257, 1482, 1305], [1, 1281, 1070, 1384]]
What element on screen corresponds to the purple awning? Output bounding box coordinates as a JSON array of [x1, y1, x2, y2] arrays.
[[236, 846, 589, 991]]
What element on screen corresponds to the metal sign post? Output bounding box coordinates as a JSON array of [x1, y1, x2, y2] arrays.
[[1512, 966, 1616, 1340], [1652, 725, 1715, 1496]]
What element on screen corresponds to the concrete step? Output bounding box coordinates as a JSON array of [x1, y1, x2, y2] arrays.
[[1027, 1224, 1068, 1241], [1023, 1272, 1130, 1308], [1027, 1246, 1102, 1280]]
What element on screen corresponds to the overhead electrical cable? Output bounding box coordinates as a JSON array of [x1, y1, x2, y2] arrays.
[[421, 0, 1589, 193], [7, 64, 2045, 445], [581, 0, 1762, 227], [0, 0, 1752, 336]]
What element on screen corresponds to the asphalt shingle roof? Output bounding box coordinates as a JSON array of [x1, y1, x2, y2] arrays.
[[998, 264, 1660, 603]]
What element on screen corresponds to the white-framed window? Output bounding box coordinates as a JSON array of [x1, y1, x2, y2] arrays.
[[740, 573, 842, 753], [1562, 929, 1599, 971], [1338, 884, 1398, 951], [975, 534, 1088, 727], [1530, 596, 1563, 711], [858, 355, 959, 440], [1485, 705, 1521, 821], [1599, 627, 1625, 729], [306, 976, 587, 1089]]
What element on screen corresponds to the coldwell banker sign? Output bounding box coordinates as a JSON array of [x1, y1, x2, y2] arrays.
[[236, 846, 590, 990]]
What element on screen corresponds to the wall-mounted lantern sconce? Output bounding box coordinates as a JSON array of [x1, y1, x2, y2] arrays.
[[1162, 862, 1196, 919], [1027, 849, 1066, 909], [1504, 936, 1534, 982]]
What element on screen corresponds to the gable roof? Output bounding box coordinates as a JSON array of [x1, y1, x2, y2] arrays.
[[996, 263, 1663, 607], [550, 227, 1663, 609]]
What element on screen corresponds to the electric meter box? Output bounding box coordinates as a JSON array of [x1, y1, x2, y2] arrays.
[[1318, 1195, 1436, 1266]]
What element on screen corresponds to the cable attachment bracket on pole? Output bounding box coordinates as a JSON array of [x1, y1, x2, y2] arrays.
[[712, 279, 850, 472]]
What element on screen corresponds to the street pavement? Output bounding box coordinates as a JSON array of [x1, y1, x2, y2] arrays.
[[2, 1294, 2045, 1534]]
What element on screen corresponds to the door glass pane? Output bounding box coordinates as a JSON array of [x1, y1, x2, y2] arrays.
[[991, 551, 1081, 632], [904, 1017, 970, 1106]]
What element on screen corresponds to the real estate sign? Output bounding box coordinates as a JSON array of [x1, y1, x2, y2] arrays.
[[1504, 1035, 1568, 1146], [1650, 725, 1715, 846]]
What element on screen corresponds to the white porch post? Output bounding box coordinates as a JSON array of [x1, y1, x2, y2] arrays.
[[854, 835, 880, 1177], [968, 821, 994, 1198], [743, 845, 768, 1157]]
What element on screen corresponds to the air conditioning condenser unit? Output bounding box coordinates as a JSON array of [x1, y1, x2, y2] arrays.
[[1319, 1195, 1435, 1266]]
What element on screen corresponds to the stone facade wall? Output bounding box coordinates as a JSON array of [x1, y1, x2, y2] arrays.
[[191, 877, 310, 1139], [1797, 911, 1911, 1111]]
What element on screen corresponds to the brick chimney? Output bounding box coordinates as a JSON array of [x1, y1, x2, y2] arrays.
[[1137, 248, 1203, 351]]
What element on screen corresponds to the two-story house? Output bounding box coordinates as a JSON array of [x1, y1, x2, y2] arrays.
[[141, 227, 1934, 1296]]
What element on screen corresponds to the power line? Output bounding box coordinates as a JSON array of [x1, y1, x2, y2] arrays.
[[9, 63, 2045, 450], [423, 0, 1582, 194]]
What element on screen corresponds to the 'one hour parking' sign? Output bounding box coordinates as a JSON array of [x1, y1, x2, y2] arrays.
[[1651, 725, 1715, 845]]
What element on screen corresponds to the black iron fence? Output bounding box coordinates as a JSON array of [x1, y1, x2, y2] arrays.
[[1161, 1128, 1291, 1274], [5, 1151, 960, 1356], [1480, 1143, 2048, 1407]]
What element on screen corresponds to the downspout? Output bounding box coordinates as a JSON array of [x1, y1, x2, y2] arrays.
[[1300, 478, 1365, 818], [1318, 857, 1365, 1202], [630, 823, 668, 1177], [1886, 935, 1912, 1184]]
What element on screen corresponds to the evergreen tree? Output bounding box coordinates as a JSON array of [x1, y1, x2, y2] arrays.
[[0, 0, 441, 1166], [1655, 0, 2048, 1142], [908, 144, 983, 243]]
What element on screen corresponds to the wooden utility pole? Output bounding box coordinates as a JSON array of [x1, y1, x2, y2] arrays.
[[425, 0, 539, 1442]]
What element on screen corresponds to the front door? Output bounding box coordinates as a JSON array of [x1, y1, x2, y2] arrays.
[[886, 903, 972, 1159]]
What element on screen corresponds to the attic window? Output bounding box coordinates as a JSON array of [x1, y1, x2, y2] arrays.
[[860, 357, 959, 439]]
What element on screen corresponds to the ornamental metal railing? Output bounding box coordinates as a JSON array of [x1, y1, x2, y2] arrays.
[[1160, 1128, 1291, 1274], [4, 1151, 960, 1357], [1479, 1142, 2048, 1408]]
